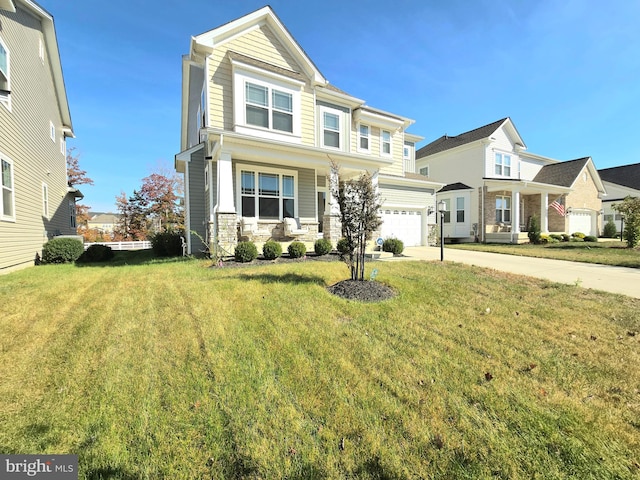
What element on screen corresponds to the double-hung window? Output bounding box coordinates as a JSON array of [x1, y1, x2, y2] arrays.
[[495, 153, 511, 176], [245, 82, 293, 133], [0, 36, 10, 105], [1, 157, 15, 220], [240, 167, 296, 220], [381, 130, 391, 156], [358, 124, 369, 151], [496, 195, 511, 223], [456, 197, 465, 223]]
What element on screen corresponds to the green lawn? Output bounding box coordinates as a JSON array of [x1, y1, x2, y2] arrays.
[[1, 253, 639, 479], [448, 240, 640, 268]]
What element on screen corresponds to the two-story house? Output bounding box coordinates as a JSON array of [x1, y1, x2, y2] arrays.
[[416, 118, 606, 243], [1, 0, 78, 273], [598, 162, 640, 235], [175, 6, 441, 255]]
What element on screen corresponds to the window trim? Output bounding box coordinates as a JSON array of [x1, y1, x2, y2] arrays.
[[50, 121, 56, 143], [1, 154, 16, 222], [419, 166, 429, 177], [441, 198, 451, 224], [69, 199, 76, 229], [496, 195, 512, 223], [236, 164, 298, 221], [358, 123, 370, 153], [319, 105, 342, 150], [456, 196, 465, 223], [381, 130, 392, 157], [0, 35, 10, 109], [494, 152, 512, 177]]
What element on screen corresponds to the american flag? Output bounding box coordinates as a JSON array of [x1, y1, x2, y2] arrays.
[[550, 196, 565, 216]]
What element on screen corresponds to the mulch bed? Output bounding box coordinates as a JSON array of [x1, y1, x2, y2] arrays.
[[213, 252, 396, 302]]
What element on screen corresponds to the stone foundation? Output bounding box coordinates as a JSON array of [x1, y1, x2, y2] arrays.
[[216, 212, 238, 255], [323, 214, 342, 244]]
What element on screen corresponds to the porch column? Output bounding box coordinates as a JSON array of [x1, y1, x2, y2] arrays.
[[540, 192, 549, 233], [512, 190, 521, 233], [323, 168, 342, 243], [217, 151, 235, 213]]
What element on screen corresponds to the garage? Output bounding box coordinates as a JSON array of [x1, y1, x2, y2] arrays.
[[380, 209, 422, 247], [568, 211, 595, 236]]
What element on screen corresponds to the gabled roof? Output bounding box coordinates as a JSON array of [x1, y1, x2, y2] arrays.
[[439, 182, 473, 192], [417, 118, 511, 158], [532, 157, 590, 187], [227, 51, 306, 83], [532, 157, 606, 193], [598, 162, 640, 191]]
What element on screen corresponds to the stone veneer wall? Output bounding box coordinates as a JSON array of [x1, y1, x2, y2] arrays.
[[216, 213, 238, 255], [323, 214, 342, 244]]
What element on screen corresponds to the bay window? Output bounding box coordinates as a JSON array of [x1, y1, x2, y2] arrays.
[[456, 197, 465, 223], [239, 167, 297, 220]]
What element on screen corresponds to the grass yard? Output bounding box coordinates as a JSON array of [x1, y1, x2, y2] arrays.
[[448, 241, 640, 268], [1, 252, 639, 479]]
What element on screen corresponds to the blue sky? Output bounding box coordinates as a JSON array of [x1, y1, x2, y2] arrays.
[[39, 0, 640, 212]]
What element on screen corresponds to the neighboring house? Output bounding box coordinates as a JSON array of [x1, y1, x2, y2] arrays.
[[175, 6, 441, 255], [87, 213, 120, 235], [598, 162, 640, 235], [0, 0, 79, 272], [416, 118, 606, 243]]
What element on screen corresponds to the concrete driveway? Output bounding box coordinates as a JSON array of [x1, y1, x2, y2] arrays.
[[383, 246, 640, 299]]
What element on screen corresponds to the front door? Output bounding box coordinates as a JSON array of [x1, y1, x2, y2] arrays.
[[317, 191, 326, 233]]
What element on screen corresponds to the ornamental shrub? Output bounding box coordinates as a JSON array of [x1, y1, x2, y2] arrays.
[[570, 236, 585, 242], [314, 238, 332, 256], [382, 238, 404, 255], [561, 233, 571, 242], [150, 231, 184, 257], [584, 235, 598, 242], [41, 238, 84, 264], [572, 232, 586, 239], [336, 238, 350, 255], [550, 234, 563, 241], [539, 234, 550, 244], [235, 241, 258, 263], [262, 240, 282, 260], [79, 244, 114, 263], [287, 241, 306, 258], [528, 216, 541, 244], [603, 219, 617, 238]]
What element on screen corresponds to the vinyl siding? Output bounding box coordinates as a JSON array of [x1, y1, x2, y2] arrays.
[[379, 184, 435, 208], [207, 23, 316, 145], [0, 5, 73, 272], [188, 148, 207, 254]]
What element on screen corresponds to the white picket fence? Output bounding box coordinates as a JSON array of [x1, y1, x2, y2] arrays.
[[84, 241, 152, 251]]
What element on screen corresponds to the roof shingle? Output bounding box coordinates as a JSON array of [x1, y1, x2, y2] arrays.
[[598, 162, 640, 191], [416, 118, 508, 158], [532, 157, 590, 187]]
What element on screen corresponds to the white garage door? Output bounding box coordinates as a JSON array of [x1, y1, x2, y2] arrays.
[[568, 211, 594, 236], [380, 209, 422, 247]]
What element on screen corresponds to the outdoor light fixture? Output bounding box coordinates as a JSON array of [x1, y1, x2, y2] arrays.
[[438, 200, 447, 261]]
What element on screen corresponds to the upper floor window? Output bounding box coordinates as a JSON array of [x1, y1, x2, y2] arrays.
[[322, 111, 340, 149], [1, 157, 15, 221], [495, 153, 511, 176], [0, 36, 9, 106], [245, 82, 293, 133], [60, 138, 66, 155], [403, 142, 414, 160], [419, 166, 429, 177], [496, 195, 511, 223], [69, 200, 76, 228], [358, 124, 370, 152], [381, 130, 391, 156]]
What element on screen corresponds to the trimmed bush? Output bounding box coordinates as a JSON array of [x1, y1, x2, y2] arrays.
[[235, 241, 258, 263], [572, 232, 586, 239], [528, 216, 541, 244], [41, 238, 84, 264], [584, 235, 598, 242], [570, 236, 585, 242], [262, 240, 282, 260], [561, 233, 571, 242], [150, 231, 184, 257], [314, 238, 332, 256], [603, 219, 617, 238], [287, 241, 306, 259], [79, 244, 115, 263], [539, 234, 550, 244], [336, 238, 350, 255], [550, 234, 563, 241], [382, 238, 404, 255]]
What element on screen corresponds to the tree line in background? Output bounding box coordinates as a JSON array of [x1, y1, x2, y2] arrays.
[[67, 149, 184, 242]]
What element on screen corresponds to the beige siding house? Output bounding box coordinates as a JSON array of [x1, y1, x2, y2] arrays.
[[176, 6, 442, 255], [416, 118, 606, 243], [0, 0, 78, 272]]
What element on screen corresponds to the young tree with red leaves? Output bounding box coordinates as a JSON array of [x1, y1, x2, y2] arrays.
[[66, 148, 94, 236]]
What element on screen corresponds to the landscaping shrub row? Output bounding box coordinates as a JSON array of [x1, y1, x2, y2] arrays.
[[234, 239, 335, 263]]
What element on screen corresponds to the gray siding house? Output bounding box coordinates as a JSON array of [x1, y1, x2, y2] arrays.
[[1, 0, 78, 272]]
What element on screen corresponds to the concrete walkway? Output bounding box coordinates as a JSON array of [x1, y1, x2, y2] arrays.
[[382, 246, 640, 298]]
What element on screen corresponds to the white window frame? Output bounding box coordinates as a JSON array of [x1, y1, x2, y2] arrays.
[[232, 69, 302, 143], [441, 198, 451, 224], [0, 35, 10, 109], [358, 124, 370, 153], [39, 37, 45, 63], [42, 182, 49, 219], [60, 137, 66, 155], [496, 195, 511, 223], [204, 164, 209, 191], [495, 152, 511, 177], [456, 196, 465, 223], [50, 121, 56, 143], [1, 154, 15, 222], [319, 105, 342, 150], [381, 130, 392, 157], [236, 164, 298, 221]]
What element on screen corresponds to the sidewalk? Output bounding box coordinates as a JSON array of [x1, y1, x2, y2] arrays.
[[383, 246, 640, 298]]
